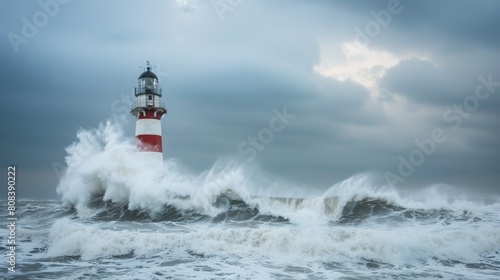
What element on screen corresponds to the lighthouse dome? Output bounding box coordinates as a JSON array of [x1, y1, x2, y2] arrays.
[[138, 67, 158, 80]]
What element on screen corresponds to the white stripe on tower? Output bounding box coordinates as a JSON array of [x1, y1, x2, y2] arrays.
[[135, 118, 162, 136]]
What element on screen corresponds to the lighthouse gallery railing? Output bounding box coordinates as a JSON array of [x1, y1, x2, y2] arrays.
[[130, 100, 166, 112]]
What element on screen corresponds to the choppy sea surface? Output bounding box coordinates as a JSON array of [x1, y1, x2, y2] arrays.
[[2, 121, 499, 279], [2, 190, 500, 280]]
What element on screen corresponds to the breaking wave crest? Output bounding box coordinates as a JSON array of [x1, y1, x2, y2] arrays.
[[13, 119, 499, 279], [56, 120, 500, 224]]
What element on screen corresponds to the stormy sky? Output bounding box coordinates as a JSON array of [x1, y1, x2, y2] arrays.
[[1, 0, 499, 199]]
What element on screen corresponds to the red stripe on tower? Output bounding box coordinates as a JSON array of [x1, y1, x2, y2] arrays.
[[130, 61, 167, 163], [136, 134, 163, 152]]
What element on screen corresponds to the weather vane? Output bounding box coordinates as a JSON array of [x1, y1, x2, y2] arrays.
[[140, 60, 156, 71]]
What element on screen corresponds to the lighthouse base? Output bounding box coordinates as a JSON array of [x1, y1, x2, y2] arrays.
[[136, 152, 164, 169]]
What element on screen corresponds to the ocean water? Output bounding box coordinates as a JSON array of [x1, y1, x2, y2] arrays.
[[2, 121, 499, 279]]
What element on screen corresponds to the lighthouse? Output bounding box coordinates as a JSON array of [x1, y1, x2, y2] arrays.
[[130, 61, 167, 164]]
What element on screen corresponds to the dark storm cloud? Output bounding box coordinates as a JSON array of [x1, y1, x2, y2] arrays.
[[1, 0, 500, 199], [381, 58, 463, 105], [337, 0, 500, 52]]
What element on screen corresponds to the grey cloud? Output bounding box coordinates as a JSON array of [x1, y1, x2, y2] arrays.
[[380, 58, 458, 104], [1, 0, 500, 199]]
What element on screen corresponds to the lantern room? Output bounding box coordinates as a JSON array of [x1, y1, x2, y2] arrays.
[[135, 65, 162, 97]]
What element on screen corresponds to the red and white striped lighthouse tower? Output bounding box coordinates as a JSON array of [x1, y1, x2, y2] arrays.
[[130, 61, 167, 163]]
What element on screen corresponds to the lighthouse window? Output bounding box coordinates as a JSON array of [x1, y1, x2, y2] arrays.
[[145, 78, 154, 88], [148, 95, 153, 100]]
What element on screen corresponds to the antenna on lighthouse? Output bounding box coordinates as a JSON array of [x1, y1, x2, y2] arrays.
[[145, 60, 158, 72]]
